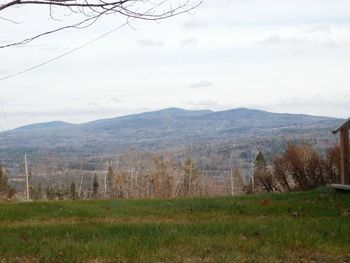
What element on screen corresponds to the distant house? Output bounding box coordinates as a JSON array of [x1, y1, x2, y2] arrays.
[[332, 119, 350, 190]]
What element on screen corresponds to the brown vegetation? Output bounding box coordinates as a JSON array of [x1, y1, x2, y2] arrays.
[[4, 143, 343, 201], [270, 144, 340, 192], [0, 166, 14, 201], [104, 157, 204, 199]]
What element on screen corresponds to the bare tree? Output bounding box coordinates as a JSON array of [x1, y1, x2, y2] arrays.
[[0, 165, 14, 201], [0, 0, 201, 48], [78, 159, 85, 198]]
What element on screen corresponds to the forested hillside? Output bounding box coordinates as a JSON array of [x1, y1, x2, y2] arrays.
[[0, 107, 342, 172]]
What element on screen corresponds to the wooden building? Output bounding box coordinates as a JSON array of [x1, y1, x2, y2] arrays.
[[332, 118, 350, 191]]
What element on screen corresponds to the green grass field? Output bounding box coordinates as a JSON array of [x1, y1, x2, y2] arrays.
[[0, 187, 349, 262]]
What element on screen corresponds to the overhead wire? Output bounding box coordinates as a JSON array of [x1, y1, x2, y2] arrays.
[[0, 1, 198, 166], [0, 19, 131, 82], [0, 0, 199, 82], [0, 2, 192, 131], [0, 7, 143, 133], [0, 0, 202, 138]]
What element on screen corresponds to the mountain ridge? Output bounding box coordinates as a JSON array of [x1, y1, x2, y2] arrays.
[[7, 107, 341, 132], [0, 107, 343, 171]]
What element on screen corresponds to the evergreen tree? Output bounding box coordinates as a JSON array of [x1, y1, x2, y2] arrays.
[[106, 166, 115, 198], [38, 182, 42, 199], [182, 158, 200, 196], [70, 182, 78, 200], [254, 151, 275, 192], [45, 187, 55, 200], [255, 151, 267, 171], [30, 183, 43, 200], [92, 174, 99, 199], [0, 166, 13, 200]]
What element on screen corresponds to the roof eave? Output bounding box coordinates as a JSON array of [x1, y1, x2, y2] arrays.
[[333, 117, 350, 134]]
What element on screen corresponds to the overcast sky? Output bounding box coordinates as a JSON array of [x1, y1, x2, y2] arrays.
[[1, 0, 350, 129]]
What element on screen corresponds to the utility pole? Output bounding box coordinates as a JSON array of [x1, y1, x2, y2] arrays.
[[24, 154, 30, 200], [229, 155, 234, 196], [251, 163, 254, 191], [104, 162, 110, 198], [79, 160, 84, 198], [104, 171, 107, 198], [251, 151, 257, 192]]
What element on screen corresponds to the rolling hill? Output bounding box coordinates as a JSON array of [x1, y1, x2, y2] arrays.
[[0, 107, 343, 170]]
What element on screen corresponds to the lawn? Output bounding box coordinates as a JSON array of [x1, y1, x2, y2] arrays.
[[0, 187, 349, 262]]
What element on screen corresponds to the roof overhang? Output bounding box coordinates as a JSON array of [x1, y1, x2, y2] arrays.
[[333, 117, 350, 134]]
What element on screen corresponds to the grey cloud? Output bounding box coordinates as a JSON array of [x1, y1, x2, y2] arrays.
[[259, 33, 341, 48], [184, 100, 219, 108], [6, 106, 153, 128], [87, 102, 100, 107], [320, 40, 339, 49], [5, 105, 156, 119], [213, 0, 255, 7], [277, 95, 350, 110], [259, 34, 305, 45], [0, 69, 10, 75], [307, 25, 331, 35], [187, 80, 212, 88], [19, 86, 39, 91], [246, 94, 350, 118], [137, 39, 163, 47], [183, 20, 207, 29], [181, 38, 198, 46], [5, 107, 119, 118], [111, 97, 123, 104]]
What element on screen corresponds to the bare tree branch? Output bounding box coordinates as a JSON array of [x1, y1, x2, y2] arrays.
[[0, 15, 22, 24], [0, 8, 107, 48], [0, 0, 201, 48]]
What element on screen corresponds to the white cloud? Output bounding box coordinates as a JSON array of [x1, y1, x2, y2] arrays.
[[259, 34, 305, 46], [1, 0, 350, 128], [183, 99, 219, 109], [183, 19, 207, 29], [137, 39, 163, 47], [245, 94, 350, 119], [0, 69, 10, 75], [180, 38, 198, 46], [259, 25, 350, 49], [186, 80, 212, 88], [111, 97, 123, 104], [306, 25, 331, 35]]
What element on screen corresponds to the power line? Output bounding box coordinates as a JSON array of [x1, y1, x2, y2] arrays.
[[0, 3, 198, 133], [0, 20, 131, 82], [0, 19, 133, 133], [0, 0, 197, 82]]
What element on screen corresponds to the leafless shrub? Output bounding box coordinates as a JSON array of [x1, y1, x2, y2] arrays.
[[30, 183, 43, 200], [256, 170, 275, 192], [324, 144, 341, 184], [272, 156, 292, 192], [253, 151, 276, 193], [272, 144, 331, 191], [101, 154, 204, 199], [0, 166, 14, 201], [242, 183, 253, 194]]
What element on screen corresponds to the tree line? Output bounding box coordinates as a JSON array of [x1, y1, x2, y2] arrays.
[[0, 143, 343, 201], [1, 155, 205, 201]]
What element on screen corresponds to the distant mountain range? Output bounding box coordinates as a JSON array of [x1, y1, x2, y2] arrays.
[[0, 107, 343, 169]]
